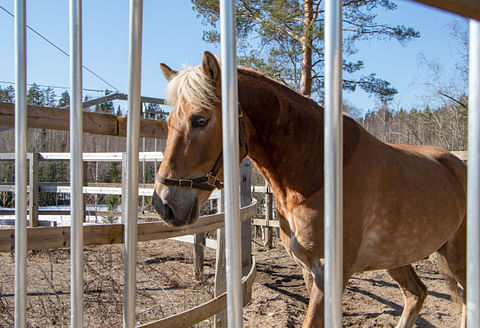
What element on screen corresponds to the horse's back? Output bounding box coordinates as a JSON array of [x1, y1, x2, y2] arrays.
[[348, 133, 467, 272], [391, 143, 467, 202]]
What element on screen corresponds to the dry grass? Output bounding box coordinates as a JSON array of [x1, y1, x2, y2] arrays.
[[0, 240, 216, 327]]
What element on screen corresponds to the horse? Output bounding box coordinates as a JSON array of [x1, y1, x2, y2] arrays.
[[151, 51, 467, 328]]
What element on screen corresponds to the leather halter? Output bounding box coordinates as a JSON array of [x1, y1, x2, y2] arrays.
[[155, 104, 248, 191]]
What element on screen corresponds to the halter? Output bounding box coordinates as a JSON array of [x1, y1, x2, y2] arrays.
[[155, 104, 248, 191]]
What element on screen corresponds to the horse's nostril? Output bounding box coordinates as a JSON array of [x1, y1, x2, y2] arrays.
[[165, 204, 175, 222]]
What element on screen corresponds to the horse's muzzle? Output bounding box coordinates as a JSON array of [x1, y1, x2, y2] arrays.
[[151, 190, 198, 226]]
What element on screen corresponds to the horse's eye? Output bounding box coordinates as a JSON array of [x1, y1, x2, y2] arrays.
[[191, 115, 209, 129]]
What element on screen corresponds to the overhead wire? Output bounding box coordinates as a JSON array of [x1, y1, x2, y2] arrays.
[[0, 4, 120, 92], [0, 80, 106, 93]]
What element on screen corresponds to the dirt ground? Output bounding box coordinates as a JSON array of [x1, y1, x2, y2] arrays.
[[0, 236, 462, 327]]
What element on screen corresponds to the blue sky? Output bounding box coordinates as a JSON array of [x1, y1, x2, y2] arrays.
[[0, 0, 467, 115]]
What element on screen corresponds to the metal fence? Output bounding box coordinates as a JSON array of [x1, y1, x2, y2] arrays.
[[467, 18, 480, 328], [12, 1, 480, 328]]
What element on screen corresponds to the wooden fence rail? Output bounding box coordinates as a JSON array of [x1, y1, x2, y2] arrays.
[[0, 199, 257, 252], [0, 101, 168, 139]]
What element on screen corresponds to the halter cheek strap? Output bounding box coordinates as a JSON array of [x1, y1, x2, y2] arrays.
[[155, 153, 224, 191], [155, 103, 248, 191]]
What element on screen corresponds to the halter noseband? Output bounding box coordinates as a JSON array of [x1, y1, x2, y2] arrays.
[[155, 104, 248, 191]]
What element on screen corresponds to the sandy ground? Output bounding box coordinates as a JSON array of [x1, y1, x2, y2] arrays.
[[0, 237, 462, 327]]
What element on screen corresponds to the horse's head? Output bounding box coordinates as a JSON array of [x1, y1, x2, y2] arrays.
[[152, 51, 224, 226]]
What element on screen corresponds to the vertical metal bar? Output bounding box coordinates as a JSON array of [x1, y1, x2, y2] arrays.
[[467, 18, 480, 328], [14, 0, 27, 326], [123, 0, 143, 327], [219, 0, 243, 327], [69, 0, 83, 326], [324, 0, 343, 327]]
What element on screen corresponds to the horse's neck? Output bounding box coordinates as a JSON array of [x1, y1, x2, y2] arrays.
[[238, 70, 325, 200]]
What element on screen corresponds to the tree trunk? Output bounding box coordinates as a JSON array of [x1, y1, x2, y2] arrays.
[[301, 0, 314, 96]]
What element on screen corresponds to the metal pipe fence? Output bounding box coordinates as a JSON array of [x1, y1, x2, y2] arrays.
[[219, 0, 243, 326], [324, 0, 343, 326], [467, 18, 480, 328], [11, 1, 479, 328], [14, 0, 27, 327], [69, 0, 84, 326], [123, 0, 143, 327]]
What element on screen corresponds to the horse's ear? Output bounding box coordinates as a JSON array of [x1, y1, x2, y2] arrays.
[[201, 51, 220, 83], [160, 63, 177, 82]]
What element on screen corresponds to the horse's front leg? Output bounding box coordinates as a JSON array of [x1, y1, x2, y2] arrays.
[[302, 265, 325, 328], [301, 258, 352, 328], [304, 288, 324, 327]]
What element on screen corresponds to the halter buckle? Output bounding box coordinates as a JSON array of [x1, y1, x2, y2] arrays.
[[206, 173, 218, 186], [178, 179, 193, 188]]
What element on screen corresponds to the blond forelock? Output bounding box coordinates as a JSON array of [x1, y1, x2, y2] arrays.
[[165, 65, 219, 114]]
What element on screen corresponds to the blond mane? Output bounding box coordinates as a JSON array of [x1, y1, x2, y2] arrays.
[[165, 65, 219, 113]]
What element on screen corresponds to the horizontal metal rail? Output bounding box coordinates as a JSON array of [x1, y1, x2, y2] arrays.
[[60, 92, 167, 110]]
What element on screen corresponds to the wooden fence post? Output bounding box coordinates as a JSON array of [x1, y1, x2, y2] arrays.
[[240, 158, 252, 297], [28, 153, 39, 227], [215, 158, 253, 327], [121, 152, 127, 224], [194, 232, 205, 282], [264, 181, 273, 250], [83, 161, 88, 222]]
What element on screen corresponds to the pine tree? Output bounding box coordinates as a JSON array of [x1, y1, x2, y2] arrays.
[[192, 0, 419, 102], [95, 90, 114, 113], [58, 90, 70, 108], [27, 83, 45, 105], [43, 87, 56, 107], [0, 85, 15, 103]]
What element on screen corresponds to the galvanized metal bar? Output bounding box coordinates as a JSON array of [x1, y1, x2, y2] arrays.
[[60, 93, 166, 110], [14, 0, 27, 326], [69, 0, 84, 326], [123, 0, 143, 327], [467, 18, 480, 328], [324, 0, 343, 327], [219, 0, 243, 327]]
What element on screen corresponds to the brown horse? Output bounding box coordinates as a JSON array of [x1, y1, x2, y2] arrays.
[[152, 51, 467, 328]]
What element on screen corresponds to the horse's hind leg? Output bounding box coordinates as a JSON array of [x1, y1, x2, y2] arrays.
[[387, 265, 427, 328], [302, 268, 314, 293], [435, 217, 466, 327]]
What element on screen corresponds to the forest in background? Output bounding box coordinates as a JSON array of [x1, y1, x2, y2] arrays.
[[0, 81, 468, 209], [0, 84, 165, 209], [0, 1, 469, 210]]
